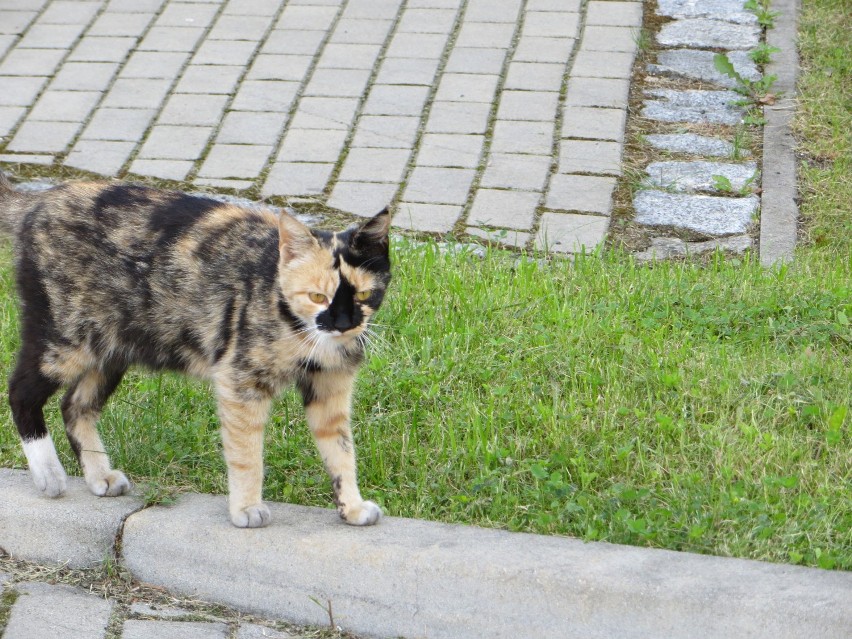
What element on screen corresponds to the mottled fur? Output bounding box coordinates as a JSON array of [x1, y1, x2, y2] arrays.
[[0, 172, 390, 527]]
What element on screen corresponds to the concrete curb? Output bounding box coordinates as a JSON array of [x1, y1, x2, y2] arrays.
[[3, 470, 851, 639], [759, 0, 801, 266]]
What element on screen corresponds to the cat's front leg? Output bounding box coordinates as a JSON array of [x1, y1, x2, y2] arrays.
[[216, 382, 273, 528], [299, 370, 381, 526]]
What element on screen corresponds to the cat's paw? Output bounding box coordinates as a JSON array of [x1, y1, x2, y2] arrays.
[[341, 500, 382, 526], [88, 470, 131, 497], [24, 437, 67, 498], [231, 503, 272, 528]]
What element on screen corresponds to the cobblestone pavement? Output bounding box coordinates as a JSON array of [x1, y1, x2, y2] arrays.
[[0, 0, 643, 254]]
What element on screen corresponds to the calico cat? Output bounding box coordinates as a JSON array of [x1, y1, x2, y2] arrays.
[[0, 172, 390, 527]]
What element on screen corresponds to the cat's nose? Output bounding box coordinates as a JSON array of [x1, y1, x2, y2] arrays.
[[333, 315, 355, 332]]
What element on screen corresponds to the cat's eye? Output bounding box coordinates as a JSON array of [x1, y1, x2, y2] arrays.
[[354, 290, 371, 302], [308, 292, 328, 304]]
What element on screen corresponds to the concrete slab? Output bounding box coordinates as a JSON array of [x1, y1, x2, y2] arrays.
[[634, 190, 759, 236], [0, 468, 144, 568], [3, 582, 113, 639]]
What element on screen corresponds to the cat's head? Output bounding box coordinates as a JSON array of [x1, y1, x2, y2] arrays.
[[276, 208, 391, 345]]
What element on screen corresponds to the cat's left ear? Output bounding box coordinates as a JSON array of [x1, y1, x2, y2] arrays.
[[351, 207, 391, 254], [278, 211, 316, 262]]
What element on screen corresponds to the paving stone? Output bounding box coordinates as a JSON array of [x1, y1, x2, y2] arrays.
[[633, 236, 689, 262], [129, 603, 194, 619], [82, 108, 156, 141], [262, 161, 334, 196], [122, 620, 229, 639], [138, 125, 212, 160], [416, 133, 483, 168], [277, 4, 338, 30], [230, 80, 299, 112], [156, 2, 219, 27], [342, 0, 404, 19], [425, 101, 491, 134], [0, 77, 47, 106], [0, 48, 66, 76], [468, 188, 539, 230], [633, 190, 759, 235], [224, 0, 282, 15], [0, 107, 26, 137], [688, 234, 754, 255], [68, 36, 136, 61], [121, 51, 190, 79], [248, 52, 316, 81], [444, 47, 506, 74], [464, 0, 522, 22], [27, 90, 100, 124], [657, 0, 757, 25], [581, 25, 639, 52], [64, 140, 135, 175], [17, 22, 86, 48], [317, 43, 382, 69], [101, 78, 172, 108], [536, 212, 609, 253], [194, 178, 255, 190], [207, 15, 270, 41], [435, 73, 500, 102], [375, 56, 441, 85], [39, 1, 100, 25], [571, 50, 635, 79], [480, 152, 551, 191], [561, 106, 626, 141], [522, 11, 580, 39], [139, 26, 206, 52], [546, 174, 616, 214], [338, 147, 411, 183], [455, 21, 516, 49], [634, 234, 753, 262], [393, 202, 462, 232], [397, 8, 457, 33], [305, 68, 372, 97], [465, 226, 531, 248], [406, 0, 464, 6], [0, 35, 16, 58], [403, 166, 475, 205], [497, 90, 559, 121], [644, 133, 743, 157], [215, 112, 285, 146], [129, 159, 195, 181], [193, 39, 258, 65], [176, 65, 243, 94], [3, 582, 113, 639], [657, 19, 761, 50], [88, 12, 153, 37], [276, 128, 348, 162], [329, 181, 398, 216], [586, 0, 644, 26], [351, 115, 419, 148], [644, 160, 758, 193], [262, 29, 326, 55], [108, 0, 167, 12], [330, 18, 394, 45], [504, 62, 564, 91], [199, 144, 272, 179], [642, 88, 745, 125], [362, 85, 430, 116], [51, 62, 119, 91], [565, 77, 629, 108], [384, 31, 447, 58], [559, 139, 623, 175], [527, 0, 582, 10], [7, 121, 80, 153], [158, 94, 229, 126], [236, 623, 300, 639], [490, 120, 554, 155], [512, 36, 575, 63], [648, 49, 760, 88], [0, 10, 37, 34]]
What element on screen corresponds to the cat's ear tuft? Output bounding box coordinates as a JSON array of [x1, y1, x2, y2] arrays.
[[278, 211, 315, 261], [352, 207, 391, 253]]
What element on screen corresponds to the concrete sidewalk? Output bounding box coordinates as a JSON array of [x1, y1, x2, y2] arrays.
[[2, 469, 851, 639]]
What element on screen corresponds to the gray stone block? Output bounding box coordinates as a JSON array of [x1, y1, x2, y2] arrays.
[[536, 212, 609, 253], [522, 11, 580, 38], [384, 31, 448, 58], [139, 125, 212, 160], [393, 202, 462, 233], [425, 101, 491, 134], [130, 603, 193, 619], [0, 48, 66, 76], [455, 21, 515, 48], [193, 39, 258, 66], [139, 26, 206, 52], [362, 85, 430, 116], [649, 49, 760, 87], [546, 174, 616, 214], [122, 620, 229, 639], [17, 23, 86, 48], [130, 159, 195, 181], [7, 121, 80, 153], [68, 36, 136, 62], [642, 88, 745, 125], [512, 36, 575, 63], [504, 62, 564, 91], [490, 120, 554, 155], [375, 56, 441, 85], [88, 12, 153, 37], [236, 624, 300, 639], [497, 90, 559, 121], [230, 80, 300, 112], [397, 7, 457, 33], [64, 140, 136, 176], [0, 10, 37, 35], [446, 47, 507, 74], [317, 43, 383, 70], [216, 111, 286, 145], [198, 144, 272, 179], [101, 78, 172, 109], [207, 15, 270, 41], [343, 0, 405, 20], [581, 25, 639, 52], [351, 115, 420, 149], [330, 18, 394, 45], [28, 90, 101, 123], [224, 0, 282, 15], [338, 147, 411, 183], [158, 94, 229, 127], [277, 128, 348, 163], [328, 181, 398, 217], [262, 29, 326, 55], [0, 34, 16, 58], [572, 50, 635, 79], [0, 469, 143, 568], [435, 73, 500, 102], [559, 139, 623, 175], [586, 0, 644, 26], [0, 77, 47, 106], [635, 235, 753, 262], [633, 190, 759, 235], [480, 153, 551, 191], [644, 160, 758, 193], [464, 0, 522, 23], [566, 77, 630, 108], [51, 61, 119, 92], [194, 178, 255, 191], [176, 65, 244, 95], [0, 107, 26, 137], [121, 51, 190, 79], [276, 4, 338, 30], [3, 582, 113, 639], [657, 0, 757, 24], [644, 133, 742, 157], [562, 106, 626, 141], [305, 68, 372, 98], [526, 0, 582, 10], [465, 226, 531, 248], [156, 2, 219, 27], [415, 133, 483, 168], [403, 166, 475, 204], [468, 188, 540, 230], [38, 0, 97, 21], [657, 19, 761, 50], [262, 162, 334, 197]]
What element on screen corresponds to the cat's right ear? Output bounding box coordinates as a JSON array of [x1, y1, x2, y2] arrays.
[[278, 212, 315, 262]]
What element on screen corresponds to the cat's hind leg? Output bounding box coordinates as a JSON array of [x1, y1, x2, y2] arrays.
[[61, 367, 130, 497], [9, 347, 64, 497]]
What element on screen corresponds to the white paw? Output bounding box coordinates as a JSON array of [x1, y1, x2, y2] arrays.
[[343, 500, 382, 526], [88, 470, 131, 497], [231, 503, 271, 528], [23, 437, 67, 498]]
